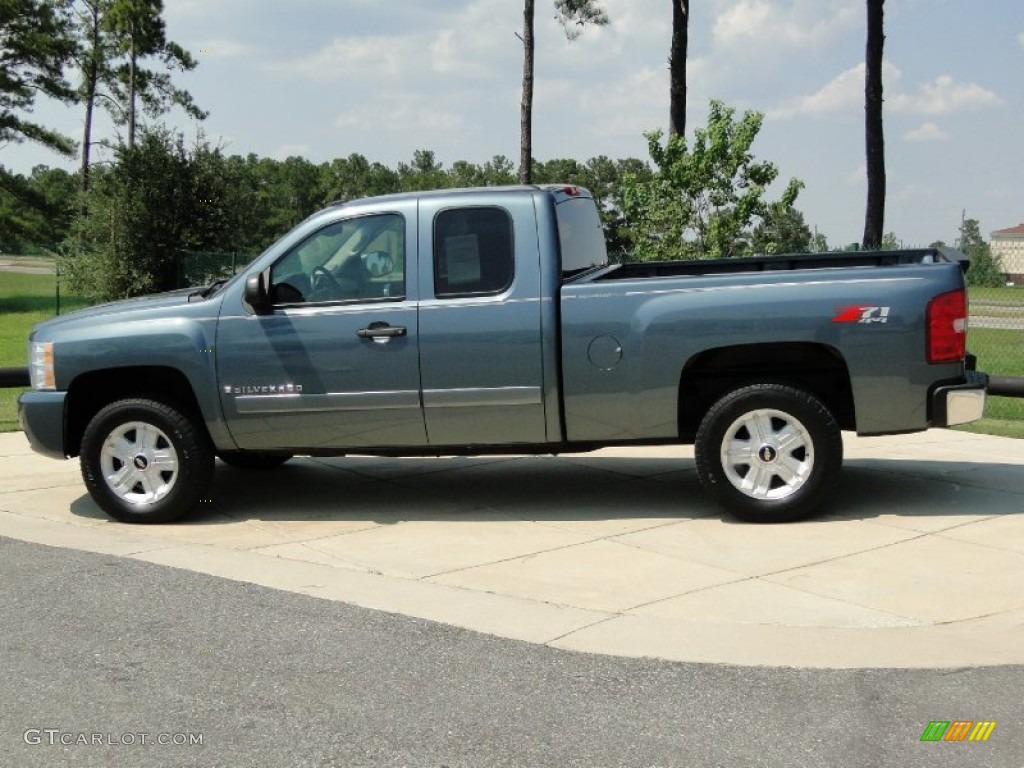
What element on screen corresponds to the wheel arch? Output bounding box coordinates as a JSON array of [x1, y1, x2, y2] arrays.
[[66, 366, 210, 458], [677, 342, 855, 442]]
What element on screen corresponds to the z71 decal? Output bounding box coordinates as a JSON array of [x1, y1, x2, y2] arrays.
[[832, 305, 891, 324]]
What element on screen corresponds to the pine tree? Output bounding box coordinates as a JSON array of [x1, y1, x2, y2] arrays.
[[519, 0, 609, 183], [0, 0, 78, 237]]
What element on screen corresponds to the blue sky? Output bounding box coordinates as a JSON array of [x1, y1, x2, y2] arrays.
[[9, 0, 1023, 247]]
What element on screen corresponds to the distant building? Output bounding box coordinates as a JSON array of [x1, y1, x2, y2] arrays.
[[991, 224, 1024, 284]]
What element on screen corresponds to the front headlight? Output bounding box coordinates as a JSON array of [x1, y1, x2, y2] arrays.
[[29, 342, 55, 390]]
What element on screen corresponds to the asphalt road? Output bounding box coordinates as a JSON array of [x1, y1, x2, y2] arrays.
[[1, 536, 1021, 768]]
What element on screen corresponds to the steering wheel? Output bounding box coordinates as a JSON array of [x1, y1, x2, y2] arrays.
[[311, 265, 343, 299]]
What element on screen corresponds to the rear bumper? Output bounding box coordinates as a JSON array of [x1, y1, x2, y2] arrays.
[[931, 371, 988, 427], [17, 390, 68, 459]]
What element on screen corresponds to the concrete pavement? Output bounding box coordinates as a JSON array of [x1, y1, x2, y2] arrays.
[[1, 429, 1022, 669]]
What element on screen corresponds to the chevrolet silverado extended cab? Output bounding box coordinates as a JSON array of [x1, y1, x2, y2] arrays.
[[19, 185, 986, 524]]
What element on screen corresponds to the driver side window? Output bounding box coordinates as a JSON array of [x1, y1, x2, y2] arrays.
[[270, 213, 405, 305]]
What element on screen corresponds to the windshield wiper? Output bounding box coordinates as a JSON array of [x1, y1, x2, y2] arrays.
[[190, 277, 230, 300]]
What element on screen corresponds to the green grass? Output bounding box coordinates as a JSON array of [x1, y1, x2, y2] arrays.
[[0, 272, 88, 431], [969, 327, 1024, 378], [957, 418, 1024, 439], [969, 285, 1024, 303]]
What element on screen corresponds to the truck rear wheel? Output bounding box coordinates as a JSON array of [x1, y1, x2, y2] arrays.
[[694, 384, 842, 523], [80, 398, 213, 524]]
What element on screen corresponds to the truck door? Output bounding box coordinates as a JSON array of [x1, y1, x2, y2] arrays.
[[217, 204, 427, 450], [416, 193, 548, 446]]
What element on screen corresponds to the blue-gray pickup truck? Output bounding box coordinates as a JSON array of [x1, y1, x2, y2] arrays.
[[19, 185, 987, 524]]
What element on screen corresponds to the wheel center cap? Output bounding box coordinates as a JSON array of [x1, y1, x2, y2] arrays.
[[133, 454, 149, 470], [757, 444, 778, 464]]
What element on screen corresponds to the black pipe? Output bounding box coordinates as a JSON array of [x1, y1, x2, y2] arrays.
[[989, 376, 1024, 398], [0, 367, 30, 388]]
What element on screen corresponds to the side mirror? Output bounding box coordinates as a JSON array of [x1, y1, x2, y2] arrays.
[[244, 271, 271, 315]]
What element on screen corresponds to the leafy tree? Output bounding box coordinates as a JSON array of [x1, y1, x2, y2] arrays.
[[669, 0, 689, 137], [24, 166, 79, 248], [448, 155, 517, 188], [519, 0, 608, 183], [62, 128, 243, 300], [959, 217, 1005, 287], [862, 0, 886, 249], [397, 149, 450, 191], [0, 0, 78, 235], [623, 101, 804, 261], [0, 169, 50, 252], [878, 231, 900, 250], [751, 204, 813, 255], [319, 153, 400, 204], [277, 155, 324, 224]]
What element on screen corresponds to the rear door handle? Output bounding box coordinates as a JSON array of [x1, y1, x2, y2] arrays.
[[357, 322, 407, 339]]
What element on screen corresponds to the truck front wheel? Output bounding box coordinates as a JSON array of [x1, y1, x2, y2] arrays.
[[694, 384, 842, 523], [80, 398, 214, 524]]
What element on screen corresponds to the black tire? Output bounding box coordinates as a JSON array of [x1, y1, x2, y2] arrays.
[[694, 384, 843, 523], [80, 398, 214, 524], [217, 451, 293, 470]]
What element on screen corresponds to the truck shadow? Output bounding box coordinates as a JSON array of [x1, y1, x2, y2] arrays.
[[830, 459, 1023, 519], [196, 456, 713, 525], [68, 455, 1022, 526]]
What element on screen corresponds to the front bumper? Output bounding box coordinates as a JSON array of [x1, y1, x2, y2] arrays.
[[931, 371, 988, 427], [18, 390, 68, 459]]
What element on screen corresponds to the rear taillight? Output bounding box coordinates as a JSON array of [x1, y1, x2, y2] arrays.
[[926, 289, 967, 364]]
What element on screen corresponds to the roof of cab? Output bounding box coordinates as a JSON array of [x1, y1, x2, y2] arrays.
[[325, 184, 591, 211]]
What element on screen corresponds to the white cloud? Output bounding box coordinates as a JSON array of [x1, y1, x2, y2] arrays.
[[769, 62, 900, 119], [577, 66, 666, 141], [904, 122, 950, 142], [713, 0, 859, 51], [270, 36, 409, 82], [771, 64, 1001, 119], [428, 0, 516, 78], [846, 164, 865, 185], [890, 75, 1002, 115], [334, 101, 463, 134], [165, 0, 241, 20]]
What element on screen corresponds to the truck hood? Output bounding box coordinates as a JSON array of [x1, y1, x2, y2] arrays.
[[32, 288, 220, 337]]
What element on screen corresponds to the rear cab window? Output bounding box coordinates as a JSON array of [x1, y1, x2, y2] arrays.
[[554, 194, 608, 277]]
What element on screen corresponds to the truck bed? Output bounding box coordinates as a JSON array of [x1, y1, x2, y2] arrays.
[[577, 248, 967, 283]]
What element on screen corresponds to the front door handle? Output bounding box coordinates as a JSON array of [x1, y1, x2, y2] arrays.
[[357, 322, 407, 340]]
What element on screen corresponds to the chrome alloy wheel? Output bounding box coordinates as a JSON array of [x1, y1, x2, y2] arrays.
[[719, 408, 814, 501], [99, 421, 179, 506]]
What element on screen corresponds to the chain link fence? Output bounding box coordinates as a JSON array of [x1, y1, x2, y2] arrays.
[[968, 286, 1024, 422], [177, 251, 253, 288]]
